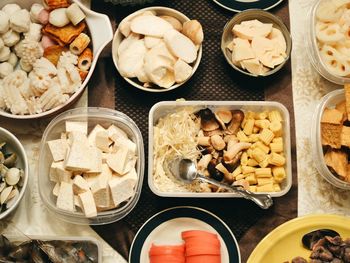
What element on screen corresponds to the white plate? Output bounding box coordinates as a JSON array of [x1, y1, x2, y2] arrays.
[[129, 206, 241, 263], [212, 0, 284, 12]]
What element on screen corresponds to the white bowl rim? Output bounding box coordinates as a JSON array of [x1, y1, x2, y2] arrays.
[[112, 6, 203, 93], [0, 0, 113, 119], [0, 127, 29, 220]]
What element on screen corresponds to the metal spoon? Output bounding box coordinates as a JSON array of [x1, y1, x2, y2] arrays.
[[167, 158, 273, 209]]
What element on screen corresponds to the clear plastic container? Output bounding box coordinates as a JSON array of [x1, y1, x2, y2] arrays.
[[307, 0, 350, 85], [148, 101, 292, 198], [311, 89, 350, 190], [2, 235, 102, 262], [38, 107, 145, 225]]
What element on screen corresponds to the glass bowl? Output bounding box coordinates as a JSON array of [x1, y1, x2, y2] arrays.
[[38, 107, 145, 225]]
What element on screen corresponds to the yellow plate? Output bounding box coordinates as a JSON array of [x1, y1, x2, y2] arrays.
[[247, 214, 350, 263]]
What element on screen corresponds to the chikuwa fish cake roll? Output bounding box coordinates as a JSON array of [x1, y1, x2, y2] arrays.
[[70, 33, 90, 55], [77, 47, 93, 71]]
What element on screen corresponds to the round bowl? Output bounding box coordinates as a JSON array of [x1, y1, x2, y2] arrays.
[[311, 89, 350, 190], [38, 107, 145, 225], [112, 6, 203, 93], [221, 9, 292, 77], [0, 0, 113, 119], [0, 127, 29, 220], [307, 0, 350, 85]]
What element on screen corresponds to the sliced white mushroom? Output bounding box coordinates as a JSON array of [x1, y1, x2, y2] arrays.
[[117, 33, 140, 57], [0, 185, 13, 204], [164, 29, 197, 64], [159, 15, 183, 32], [130, 15, 173, 37], [5, 187, 19, 208], [232, 20, 272, 40], [0, 182, 6, 193], [5, 167, 20, 186], [119, 20, 131, 38], [144, 36, 162, 49], [118, 39, 147, 78], [174, 59, 192, 83]]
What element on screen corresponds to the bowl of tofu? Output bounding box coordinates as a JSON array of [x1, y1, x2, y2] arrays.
[[221, 9, 292, 77], [38, 107, 144, 225]]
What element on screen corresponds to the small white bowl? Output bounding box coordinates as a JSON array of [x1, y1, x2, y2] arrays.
[[0, 0, 113, 119], [0, 127, 29, 220], [112, 6, 202, 93], [148, 101, 292, 198]]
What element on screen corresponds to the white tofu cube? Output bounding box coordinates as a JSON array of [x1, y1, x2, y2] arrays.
[[107, 125, 128, 140], [68, 131, 88, 146], [65, 121, 88, 135], [53, 183, 60, 197], [79, 190, 97, 218], [47, 139, 69, 162], [85, 146, 102, 174], [106, 146, 129, 175], [123, 155, 137, 174], [87, 124, 106, 147], [64, 140, 91, 171], [91, 164, 113, 208], [109, 168, 138, 207], [83, 173, 100, 188], [72, 175, 90, 195], [95, 130, 111, 152], [50, 161, 72, 183], [56, 182, 74, 212], [113, 137, 137, 155]]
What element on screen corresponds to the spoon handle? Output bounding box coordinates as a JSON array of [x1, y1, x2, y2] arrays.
[[196, 174, 273, 209]]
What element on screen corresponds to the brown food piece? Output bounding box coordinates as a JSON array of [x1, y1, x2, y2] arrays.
[[341, 126, 350, 147], [345, 83, 350, 121], [336, 100, 348, 123], [321, 108, 344, 124], [227, 110, 244, 135], [43, 45, 66, 66], [321, 123, 342, 148], [291, 257, 307, 263], [42, 22, 86, 46], [44, 0, 70, 10], [78, 69, 89, 81], [78, 47, 93, 71], [324, 149, 347, 179]]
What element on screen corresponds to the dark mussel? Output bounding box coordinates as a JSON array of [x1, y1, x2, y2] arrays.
[[302, 229, 340, 250]]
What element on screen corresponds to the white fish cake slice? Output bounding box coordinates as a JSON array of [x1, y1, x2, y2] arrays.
[[118, 39, 146, 78], [164, 29, 197, 64], [130, 15, 173, 37], [320, 44, 350, 76]]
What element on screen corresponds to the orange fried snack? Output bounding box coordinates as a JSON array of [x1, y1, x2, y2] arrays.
[[341, 126, 350, 147], [78, 69, 89, 81], [42, 22, 86, 46], [345, 83, 350, 121], [324, 149, 347, 179], [43, 45, 67, 66], [78, 47, 93, 71], [321, 123, 342, 149], [44, 0, 70, 10]]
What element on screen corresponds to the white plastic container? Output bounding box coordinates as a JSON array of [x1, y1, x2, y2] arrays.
[[38, 107, 145, 225], [307, 0, 350, 85], [2, 235, 102, 262], [311, 89, 350, 190], [148, 101, 292, 198]]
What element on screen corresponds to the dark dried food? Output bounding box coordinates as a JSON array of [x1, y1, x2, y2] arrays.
[[310, 246, 334, 261], [302, 229, 339, 250], [197, 108, 220, 132], [291, 256, 307, 263]]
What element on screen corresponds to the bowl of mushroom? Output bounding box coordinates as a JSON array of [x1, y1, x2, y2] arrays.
[[0, 0, 113, 119], [0, 127, 29, 220], [149, 101, 292, 198], [112, 7, 203, 92]]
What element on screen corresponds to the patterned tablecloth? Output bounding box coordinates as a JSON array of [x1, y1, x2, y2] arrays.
[[290, 0, 350, 216]]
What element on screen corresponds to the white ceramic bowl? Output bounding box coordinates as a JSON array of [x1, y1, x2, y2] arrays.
[[0, 127, 29, 220], [0, 0, 113, 119], [311, 89, 350, 190], [221, 9, 292, 77], [112, 7, 203, 93], [38, 107, 145, 225], [149, 101, 292, 198]]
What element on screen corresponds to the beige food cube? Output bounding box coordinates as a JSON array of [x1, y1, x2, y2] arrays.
[[57, 181, 74, 212], [50, 161, 72, 183], [85, 146, 102, 174], [47, 138, 69, 162], [65, 121, 88, 135], [87, 124, 106, 147], [64, 139, 91, 171], [79, 190, 97, 218], [72, 175, 90, 195]]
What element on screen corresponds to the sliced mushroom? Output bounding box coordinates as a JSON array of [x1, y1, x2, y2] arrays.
[[210, 135, 225, 151], [198, 108, 220, 132], [215, 110, 232, 130], [227, 110, 244, 135], [224, 134, 238, 144], [197, 136, 211, 146], [224, 142, 251, 162], [0, 182, 6, 193], [5, 168, 20, 186], [5, 187, 19, 208], [204, 129, 223, 137], [0, 185, 13, 204], [3, 153, 16, 168], [197, 154, 212, 171], [207, 159, 224, 181], [223, 151, 242, 173]]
